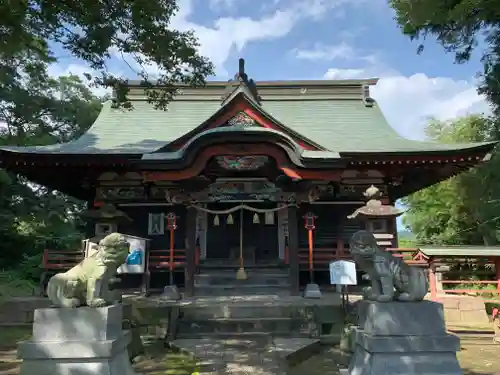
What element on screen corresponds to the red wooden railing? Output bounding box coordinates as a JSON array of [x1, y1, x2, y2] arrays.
[[427, 258, 500, 303], [292, 243, 424, 269], [41, 249, 84, 271], [40, 245, 427, 271], [147, 248, 187, 270], [43, 245, 500, 303], [437, 280, 500, 302], [146, 247, 202, 270]]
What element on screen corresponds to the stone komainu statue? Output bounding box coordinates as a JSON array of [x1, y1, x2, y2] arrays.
[[46, 232, 130, 308], [349, 230, 428, 302]]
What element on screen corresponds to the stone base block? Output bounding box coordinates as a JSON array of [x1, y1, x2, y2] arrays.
[[161, 285, 181, 301], [32, 304, 123, 341], [304, 284, 322, 299], [348, 347, 462, 375], [356, 300, 447, 336], [18, 304, 138, 375], [438, 296, 489, 327], [345, 300, 462, 375]]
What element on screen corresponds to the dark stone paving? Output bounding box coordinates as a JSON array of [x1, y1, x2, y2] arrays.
[[172, 337, 320, 375]]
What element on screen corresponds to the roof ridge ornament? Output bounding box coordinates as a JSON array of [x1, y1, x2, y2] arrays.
[[362, 84, 375, 107], [220, 58, 261, 105]]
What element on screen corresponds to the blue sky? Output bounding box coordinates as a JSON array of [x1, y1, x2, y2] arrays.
[[49, 0, 491, 230], [52, 0, 491, 141]]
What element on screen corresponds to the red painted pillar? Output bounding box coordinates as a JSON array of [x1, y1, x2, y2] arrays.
[[429, 260, 438, 301]]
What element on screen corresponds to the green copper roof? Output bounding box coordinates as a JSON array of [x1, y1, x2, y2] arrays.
[[0, 81, 495, 156]]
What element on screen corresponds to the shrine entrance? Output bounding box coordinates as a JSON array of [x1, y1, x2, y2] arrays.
[[205, 202, 280, 266]]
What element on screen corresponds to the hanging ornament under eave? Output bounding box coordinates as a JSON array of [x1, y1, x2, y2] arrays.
[[253, 213, 260, 224], [265, 211, 275, 225], [213, 214, 220, 226], [227, 213, 234, 225]]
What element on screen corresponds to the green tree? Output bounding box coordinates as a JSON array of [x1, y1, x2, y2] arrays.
[[0, 0, 214, 109], [389, 0, 500, 115], [0, 75, 100, 271], [402, 115, 500, 245]]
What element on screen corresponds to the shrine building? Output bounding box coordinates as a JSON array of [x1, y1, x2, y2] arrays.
[[0, 59, 496, 296]]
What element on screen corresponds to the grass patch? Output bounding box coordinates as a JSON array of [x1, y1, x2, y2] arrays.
[[0, 271, 36, 300], [133, 341, 198, 375], [0, 327, 31, 349]]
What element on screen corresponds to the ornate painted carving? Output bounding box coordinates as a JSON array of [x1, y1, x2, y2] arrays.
[[215, 155, 269, 170], [150, 180, 296, 203], [226, 111, 257, 127], [96, 187, 144, 200]]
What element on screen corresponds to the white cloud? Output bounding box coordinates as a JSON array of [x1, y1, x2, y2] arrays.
[[48, 63, 113, 98], [103, 0, 365, 78], [294, 42, 357, 61], [169, 0, 361, 77], [324, 68, 367, 79], [322, 67, 492, 140]]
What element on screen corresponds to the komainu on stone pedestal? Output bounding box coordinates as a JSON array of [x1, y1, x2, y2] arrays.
[[349, 230, 428, 302], [46, 232, 130, 308]]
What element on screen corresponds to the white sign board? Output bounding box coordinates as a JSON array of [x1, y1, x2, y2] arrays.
[[117, 234, 148, 274], [329, 260, 357, 286]]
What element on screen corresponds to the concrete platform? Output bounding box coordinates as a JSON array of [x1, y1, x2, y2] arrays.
[[128, 293, 343, 308], [126, 293, 345, 342]]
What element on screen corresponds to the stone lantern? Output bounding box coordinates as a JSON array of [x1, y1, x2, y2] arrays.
[[347, 185, 403, 238]]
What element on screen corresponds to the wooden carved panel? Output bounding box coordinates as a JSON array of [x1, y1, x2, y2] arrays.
[[96, 186, 144, 200]]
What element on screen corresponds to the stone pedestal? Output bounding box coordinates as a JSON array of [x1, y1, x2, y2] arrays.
[[304, 283, 322, 298], [18, 304, 137, 375], [344, 300, 462, 375], [161, 285, 181, 301]]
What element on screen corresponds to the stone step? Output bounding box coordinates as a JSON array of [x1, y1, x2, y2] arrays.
[[194, 284, 290, 296], [180, 302, 310, 319], [195, 272, 289, 286], [177, 317, 311, 336], [175, 331, 313, 339]]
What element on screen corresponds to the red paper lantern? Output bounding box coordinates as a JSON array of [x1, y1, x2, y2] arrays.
[[166, 212, 177, 230], [303, 212, 317, 230]]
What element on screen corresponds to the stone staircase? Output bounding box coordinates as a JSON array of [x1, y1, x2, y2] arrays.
[[194, 267, 291, 296], [176, 298, 314, 339], [172, 267, 317, 339]]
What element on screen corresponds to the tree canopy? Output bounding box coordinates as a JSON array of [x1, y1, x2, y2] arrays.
[[389, 0, 500, 115], [0, 0, 216, 295], [0, 75, 100, 274], [402, 115, 500, 245], [0, 0, 214, 109]]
